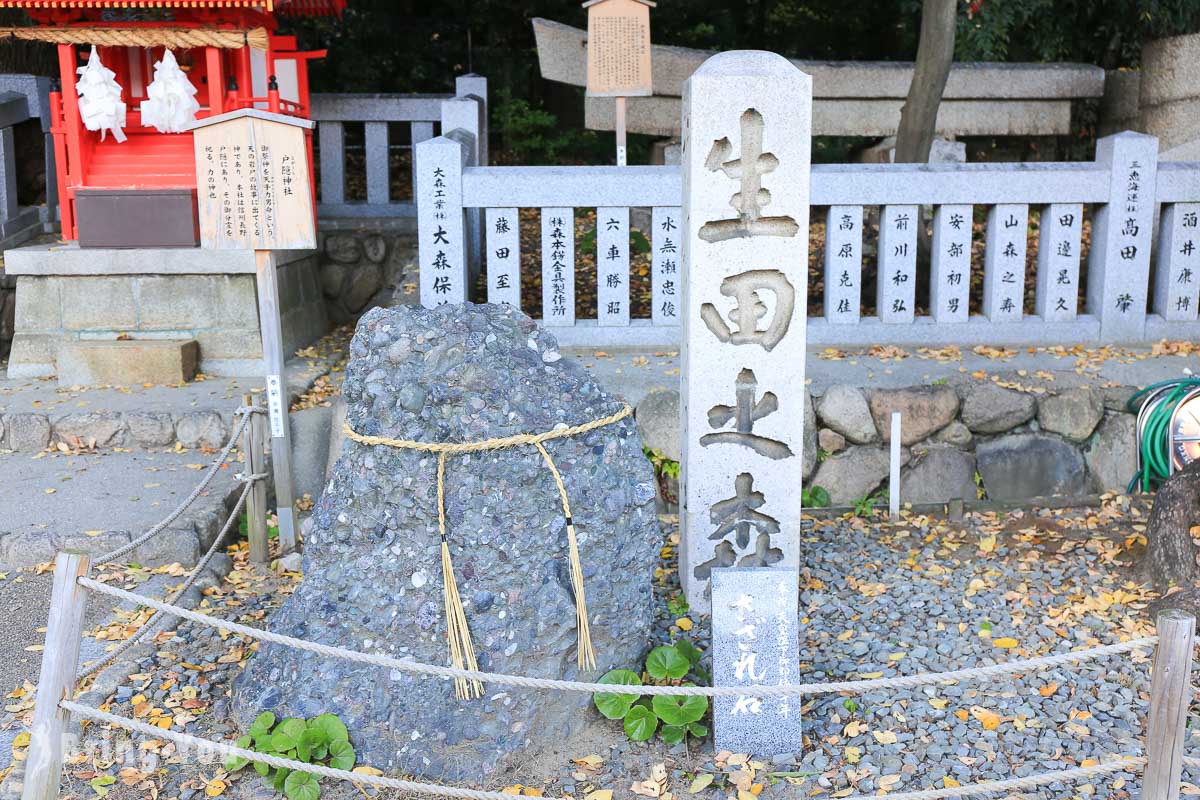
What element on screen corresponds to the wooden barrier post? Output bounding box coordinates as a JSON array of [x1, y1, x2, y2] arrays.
[[242, 394, 269, 564], [22, 551, 90, 800], [1144, 609, 1195, 800]]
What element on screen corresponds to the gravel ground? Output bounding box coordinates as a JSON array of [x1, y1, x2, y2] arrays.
[[40, 498, 1200, 800]]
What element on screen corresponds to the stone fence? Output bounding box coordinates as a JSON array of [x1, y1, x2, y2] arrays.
[[310, 74, 488, 220], [416, 90, 1200, 349]]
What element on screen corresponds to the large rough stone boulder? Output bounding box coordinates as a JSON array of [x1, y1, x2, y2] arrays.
[[1037, 387, 1105, 442], [977, 433, 1087, 501], [960, 383, 1036, 434], [902, 446, 978, 504], [1085, 413, 1137, 493], [816, 384, 877, 444], [233, 303, 661, 781], [636, 389, 680, 462], [811, 445, 898, 506], [868, 386, 958, 445]]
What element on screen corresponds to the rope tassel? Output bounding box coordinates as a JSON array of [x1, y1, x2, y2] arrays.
[[535, 442, 596, 670], [437, 453, 483, 699]]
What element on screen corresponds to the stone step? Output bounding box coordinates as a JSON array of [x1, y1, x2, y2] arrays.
[[57, 339, 199, 388]]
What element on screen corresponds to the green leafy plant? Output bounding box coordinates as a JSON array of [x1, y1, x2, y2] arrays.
[[802, 485, 831, 508], [239, 512, 280, 541], [226, 712, 357, 800], [666, 593, 690, 618], [852, 490, 886, 518], [594, 641, 709, 746]]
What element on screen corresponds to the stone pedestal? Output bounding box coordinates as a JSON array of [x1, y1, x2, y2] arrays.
[[4, 243, 327, 379]]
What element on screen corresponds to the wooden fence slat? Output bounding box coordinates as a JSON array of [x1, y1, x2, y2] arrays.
[[1153, 203, 1200, 321], [877, 204, 917, 323], [1143, 610, 1194, 800], [541, 208, 575, 326], [1035, 203, 1083, 321], [824, 205, 863, 323], [486, 207, 520, 307], [651, 206, 681, 327], [929, 204, 972, 323], [982, 203, 1029, 322], [597, 206, 630, 326]]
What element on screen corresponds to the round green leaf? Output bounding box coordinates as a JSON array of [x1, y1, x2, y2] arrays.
[[645, 646, 689, 680], [250, 712, 276, 737], [659, 724, 686, 745], [284, 770, 321, 800], [593, 669, 642, 720], [688, 722, 709, 738], [271, 768, 291, 792], [301, 727, 329, 749], [272, 718, 307, 751], [809, 485, 831, 508], [253, 760, 271, 778], [328, 738, 356, 771], [674, 638, 702, 667], [225, 735, 253, 771], [310, 714, 349, 743], [623, 705, 658, 741], [652, 694, 708, 726]]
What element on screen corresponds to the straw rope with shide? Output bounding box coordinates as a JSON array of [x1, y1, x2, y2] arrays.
[[342, 402, 633, 698]]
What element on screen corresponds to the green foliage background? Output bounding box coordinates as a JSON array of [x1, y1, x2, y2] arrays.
[[278, 0, 1200, 160]]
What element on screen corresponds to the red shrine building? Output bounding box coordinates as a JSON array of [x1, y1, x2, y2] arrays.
[[0, 0, 343, 242]]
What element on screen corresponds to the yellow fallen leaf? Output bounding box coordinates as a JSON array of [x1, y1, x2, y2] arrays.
[[843, 720, 865, 737], [844, 745, 861, 764], [977, 533, 996, 553], [954, 709, 969, 722], [586, 792, 613, 800], [737, 791, 756, 800], [943, 777, 960, 788], [970, 706, 1002, 731], [502, 786, 524, 796], [676, 617, 693, 631], [1039, 682, 1059, 697], [992, 637, 1018, 649], [929, 698, 949, 709], [837, 630, 854, 641], [23, 645, 43, 652], [43, 488, 56, 495], [878, 775, 901, 790], [204, 779, 226, 797], [688, 775, 713, 794], [352, 766, 384, 776], [872, 730, 898, 745]]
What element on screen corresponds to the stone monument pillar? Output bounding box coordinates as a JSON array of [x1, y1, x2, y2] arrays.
[[678, 51, 811, 611]]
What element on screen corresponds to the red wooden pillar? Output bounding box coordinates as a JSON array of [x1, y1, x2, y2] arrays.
[[204, 46, 224, 114], [55, 42, 81, 240]]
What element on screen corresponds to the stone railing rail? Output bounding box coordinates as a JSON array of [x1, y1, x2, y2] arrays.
[[310, 74, 488, 220], [417, 95, 1200, 348]]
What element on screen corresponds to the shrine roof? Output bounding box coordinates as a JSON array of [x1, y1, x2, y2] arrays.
[[0, 0, 344, 15]]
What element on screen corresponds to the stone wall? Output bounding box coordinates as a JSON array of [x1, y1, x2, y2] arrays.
[[316, 222, 418, 322], [0, 266, 14, 359], [639, 380, 1137, 508], [5, 247, 327, 379]]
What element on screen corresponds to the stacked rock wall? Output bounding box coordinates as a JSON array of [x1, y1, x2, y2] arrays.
[[317, 224, 419, 322]]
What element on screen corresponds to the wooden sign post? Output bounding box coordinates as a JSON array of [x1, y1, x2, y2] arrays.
[[187, 108, 318, 555], [584, 0, 654, 166]]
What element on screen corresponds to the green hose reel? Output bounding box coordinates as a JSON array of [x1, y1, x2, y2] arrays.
[[1128, 378, 1200, 493]]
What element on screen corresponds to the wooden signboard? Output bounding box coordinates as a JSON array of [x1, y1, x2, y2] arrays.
[[584, 0, 654, 98], [189, 108, 317, 251]]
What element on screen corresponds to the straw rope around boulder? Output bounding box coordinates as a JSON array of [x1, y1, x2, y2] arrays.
[[0, 26, 270, 50], [342, 402, 632, 698]]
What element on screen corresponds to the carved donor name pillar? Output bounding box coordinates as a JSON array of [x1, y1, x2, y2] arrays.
[[679, 52, 811, 612]]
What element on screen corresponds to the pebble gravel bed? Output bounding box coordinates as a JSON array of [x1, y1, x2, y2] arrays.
[[46, 500, 1200, 800]]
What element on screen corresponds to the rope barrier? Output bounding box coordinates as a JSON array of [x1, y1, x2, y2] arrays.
[[58, 700, 1147, 800], [0, 27, 271, 50], [93, 406, 260, 567], [71, 577, 1160, 697], [75, 480, 254, 682]]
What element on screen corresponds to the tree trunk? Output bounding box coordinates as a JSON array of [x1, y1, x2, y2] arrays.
[[1139, 458, 1200, 590], [894, 0, 957, 164]]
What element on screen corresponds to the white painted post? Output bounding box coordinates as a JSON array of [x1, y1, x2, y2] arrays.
[[416, 134, 469, 307], [597, 206, 630, 325], [877, 204, 917, 323], [1088, 132, 1158, 342], [651, 206, 682, 326], [1035, 203, 1083, 321], [1143, 610, 1195, 800], [541, 208, 575, 326], [680, 52, 811, 611], [22, 551, 90, 800], [1153, 203, 1200, 321], [485, 207, 520, 307], [242, 394, 268, 564], [254, 251, 297, 553], [889, 412, 901, 517], [824, 205, 862, 323], [982, 203, 1028, 322], [441, 97, 482, 279], [930, 204, 971, 323]]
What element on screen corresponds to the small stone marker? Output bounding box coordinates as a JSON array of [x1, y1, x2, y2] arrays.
[[877, 205, 916, 323], [651, 206, 681, 326], [541, 208, 576, 325], [711, 567, 803, 756], [1035, 203, 1083, 321], [680, 51, 811, 612], [486, 207, 520, 306], [983, 203, 1028, 321], [930, 204, 971, 323], [1154, 202, 1200, 321], [417, 135, 468, 307], [823, 205, 862, 323]]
